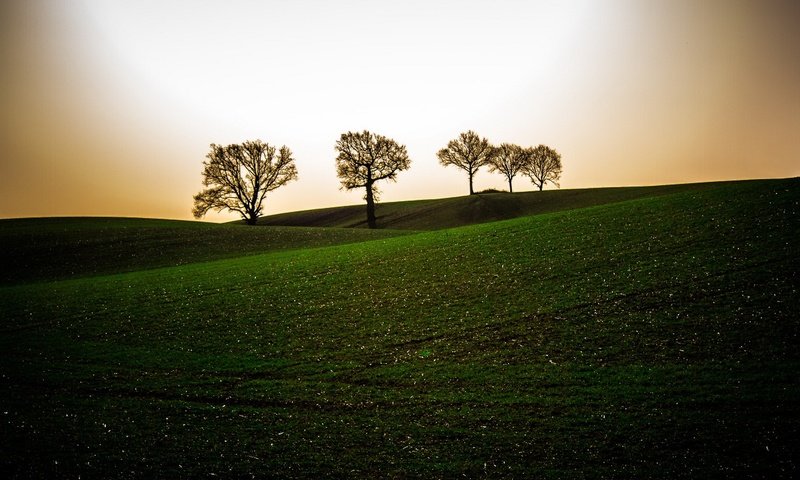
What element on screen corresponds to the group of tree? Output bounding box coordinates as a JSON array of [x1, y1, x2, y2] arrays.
[[192, 130, 561, 228], [438, 130, 562, 194]]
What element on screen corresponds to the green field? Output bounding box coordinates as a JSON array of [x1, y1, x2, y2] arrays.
[[1, 179, 798, 478]]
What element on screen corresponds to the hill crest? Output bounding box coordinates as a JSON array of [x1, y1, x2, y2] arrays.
[[256, 180, 739, 230]]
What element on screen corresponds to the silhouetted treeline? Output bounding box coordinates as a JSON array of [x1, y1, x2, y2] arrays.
[[192, 131, 561, 227]]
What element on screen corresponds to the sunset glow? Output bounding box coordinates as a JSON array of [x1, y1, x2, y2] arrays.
[[1, 0, 798, 221]]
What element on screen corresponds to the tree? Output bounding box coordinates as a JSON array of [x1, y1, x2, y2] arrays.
[[192, 140, 298, 225], [437, 130, 494, 195], [335, 130, 411, 229], [488, 143, 527, 193], [524, 144, 562, 191]]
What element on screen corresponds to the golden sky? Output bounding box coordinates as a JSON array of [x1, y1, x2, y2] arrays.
[[1, 0, 798, 221]]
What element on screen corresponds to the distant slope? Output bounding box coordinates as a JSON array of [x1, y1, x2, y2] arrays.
[[0, 217, 412, 285], [257, 181, 732, 230]]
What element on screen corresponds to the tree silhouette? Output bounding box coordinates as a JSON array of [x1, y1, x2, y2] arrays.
[[488, 143, 527, 193], [335, 130, 411, 229], [525, 144, 562, 191], [192, 140, 298, 225], [437, 130, 494, 195]]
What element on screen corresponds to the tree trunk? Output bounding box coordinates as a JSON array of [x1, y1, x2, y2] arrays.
[[365, 182, 377, 229], [538, 182, 543, 191], [508, 178, 513, 193], [245, 213, 258, 225], [469, 174, 474, 195]]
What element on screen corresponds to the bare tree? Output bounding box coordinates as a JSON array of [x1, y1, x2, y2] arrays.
[[437, 130, 494, 195], [524, 144, 562, 191], [488, 143, 527, 193], [335, 130, 411, 229], [192, 140, 298, 225]]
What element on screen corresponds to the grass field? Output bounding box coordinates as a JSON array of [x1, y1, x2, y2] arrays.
[[1, 178, 798, 478]]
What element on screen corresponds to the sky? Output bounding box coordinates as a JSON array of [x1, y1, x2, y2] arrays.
[[1, 0, 798, 222]]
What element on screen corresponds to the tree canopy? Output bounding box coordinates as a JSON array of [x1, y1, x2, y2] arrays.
[[335, 130, 411, 228], [524, 144, 562, 191], [192, 140, 298, 225], [488, 143, 528, 193], [437, 131, 494, 195]]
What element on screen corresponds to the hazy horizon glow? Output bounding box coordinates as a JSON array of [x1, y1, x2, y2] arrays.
[[2, 0, 798, 222]]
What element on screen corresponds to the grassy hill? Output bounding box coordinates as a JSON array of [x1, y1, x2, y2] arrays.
[[256, 181, 724, 229], [0, 217, 412, 285], [2, 182, 722, 284], [1, 178, 798, 478]]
